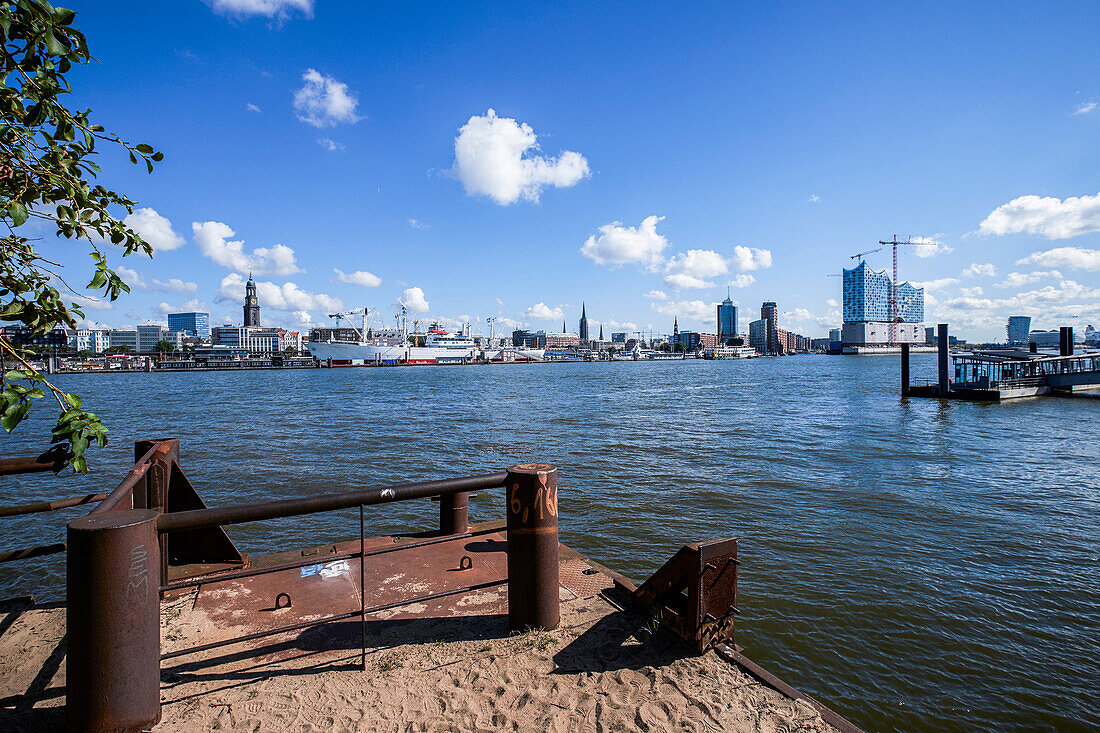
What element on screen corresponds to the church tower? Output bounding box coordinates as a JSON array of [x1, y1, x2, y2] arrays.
[[244, 273, 260, 327], [672, 317, 679, 349], [579, 302, 590, 342]]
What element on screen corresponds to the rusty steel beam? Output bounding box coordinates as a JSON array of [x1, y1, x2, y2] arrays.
[[90, 442, 167, 515], [0, 450, 71, 476], [67, 509, 161, 732], [0, 492, 107, 518], [506, 463, 560, 631], [157, 471, 509, 533], [0, 542, 67, 563]]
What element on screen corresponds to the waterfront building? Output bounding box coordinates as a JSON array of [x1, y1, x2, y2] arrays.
[[108, 329, 138, 351], [214, 326, 301, 353], [542, 331, 581, 348], [748, 319, 766, 354], [244, 274, 260, 327], [717, 296, 737, 344], [761, 302, 778, 354], [168, 311, 211, 338], [1086, 325, 1099, 347], [611, 332, 627, 343], [1006, 316, 1031, 346], [70, 329, 110, 353], [310, 327, 362, 343], [1, 326, 70, 351], [810, 338, 831, 351], [829, 328, 841, 343], [841, 260, 925, 346], [579, 303, 590, 343]]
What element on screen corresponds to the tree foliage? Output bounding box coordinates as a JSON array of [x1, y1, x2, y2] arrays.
[[1, 0, 162, 471]]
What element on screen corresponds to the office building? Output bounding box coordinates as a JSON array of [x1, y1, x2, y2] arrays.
[[1, 326, 69, 350], [108, 329, 138, 350], [70, 329, 110, 353], [1006, 316, 1031, 346], [829, 328, 841, 342], [717, 296, 737, 344], [611, 332, 627, 343], [748, 319, 766, 354], [168, 311, 210, 338], [761, 302, 778, 354]]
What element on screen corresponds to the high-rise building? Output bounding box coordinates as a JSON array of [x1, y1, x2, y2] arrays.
[[579, 302, 590, 342], [748, 319, 766, 354], [829, 328, 841, 342], [717, 295, 737, 344], [1006, 316, 1031, 346], [168, 311, 210, 338], [760, 301, 778, 355], [244, 274, 260, 327], [841, 260, 925, 346]]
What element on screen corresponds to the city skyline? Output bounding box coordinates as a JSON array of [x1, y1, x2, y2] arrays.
[[31, 1, 1100, 342]]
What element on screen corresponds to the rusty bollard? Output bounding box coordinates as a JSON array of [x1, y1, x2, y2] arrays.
[[506, 463, 560, 631], [67, 509, 161, 732], [439, 491, 469, 535]]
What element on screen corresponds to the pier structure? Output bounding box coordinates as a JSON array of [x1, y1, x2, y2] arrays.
[[903, 325, 1100, 401], [0, 440, 867, 733]]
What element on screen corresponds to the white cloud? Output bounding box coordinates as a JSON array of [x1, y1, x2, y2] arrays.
[[644, 290, 668, 301], [333, 268, 381, 288], [398, 286, 429, 313], [294, 69, 361, 128], [808, 194, 820, 203], [978, 193, 1100, 240], [730, 245, 773, 271], [246, 103, 262, 113], [1073, 101, 1097, 115], [123, 208, 186, 252], [407, 218, 431, 229], [217, 273, 341, 313], [70, 293, 114, 311], [650, 299, 716, 324], [452, 109, 589, 205], [152, 278, 198, 294], [317, 137, 345, 151], [1016, 246, 1100, 271], [959, 286, 984, 297], [209, 0, 313, 20], [581, 216, 668, 271], [116, 265, 147, 289], [911, 234, 953, 258], [664, 249, 730, 289], [192, 221, 303, 276], [524, 302, 565, 321], [962, 262, 997, 278], [996, 270, 1062, 288], [600, 319, 638, 332], [728, 273, 756, 288], [912, 277, 960, 291], [826, 298, 839, 308], [494, 316, 526, 330]]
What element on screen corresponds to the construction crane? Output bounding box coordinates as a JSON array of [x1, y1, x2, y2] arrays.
[[850, 247, 882, 262], [878, 235, 924, 346]]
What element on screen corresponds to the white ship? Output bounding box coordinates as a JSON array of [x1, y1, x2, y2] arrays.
[[308, 308, 544, 365]]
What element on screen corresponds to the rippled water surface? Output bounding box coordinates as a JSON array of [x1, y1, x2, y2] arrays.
[[2, 355, 1098, 731]]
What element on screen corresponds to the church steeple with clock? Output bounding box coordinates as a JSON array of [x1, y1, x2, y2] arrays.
[[243, 273, 260, 326]]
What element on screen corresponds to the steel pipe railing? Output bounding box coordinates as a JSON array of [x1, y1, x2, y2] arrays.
[[90, 442, 166, 515], [0, 492, 108, 518]]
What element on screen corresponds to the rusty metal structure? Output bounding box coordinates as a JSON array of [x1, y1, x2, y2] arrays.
[[0, 438, 753, 733]]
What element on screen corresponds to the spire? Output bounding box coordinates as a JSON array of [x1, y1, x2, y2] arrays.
[[581, 302, 586, 318], [563, 319, 566, 333], [599, 324, 604, 340]]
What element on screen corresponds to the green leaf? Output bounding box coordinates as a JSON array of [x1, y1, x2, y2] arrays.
[[9, 202, 29, 227], [67, 394, 82, 409], [87, 270, 107, 289], [135, 143, 153, 154]]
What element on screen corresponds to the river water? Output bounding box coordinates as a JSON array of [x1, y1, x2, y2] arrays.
[[2, 354, 1097, 731]]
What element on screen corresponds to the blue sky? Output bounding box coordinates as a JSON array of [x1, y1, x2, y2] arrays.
[[40, 0, 1100, 341]]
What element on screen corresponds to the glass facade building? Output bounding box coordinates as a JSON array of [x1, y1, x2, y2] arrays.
[[717, 297, 737, 343], [843, 260, 924, 323], [168, 311, 210, 338], [1006, 316, 1031, 345]]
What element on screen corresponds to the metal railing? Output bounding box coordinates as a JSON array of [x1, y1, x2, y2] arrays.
[[62, 439, 560, 733]]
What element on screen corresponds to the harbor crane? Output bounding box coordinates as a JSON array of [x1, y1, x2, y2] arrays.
[[878, 235, 925, 347], [327, 308, 373, 341], [849, 247, 882, 262]]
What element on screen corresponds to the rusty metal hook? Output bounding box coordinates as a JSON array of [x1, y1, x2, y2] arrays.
[[458, 555, 473, 571], [274, 592, 292, 609]]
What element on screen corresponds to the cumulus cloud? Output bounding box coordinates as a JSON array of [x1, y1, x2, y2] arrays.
[[664, 249, 730, 290], [978, 193, 1100, 240], [217, 273, 341, 313], [152, 278, 198, 294], [124, 208, 186, 251], [962, 262, 997, 278], [1073, 101, 1097, 115], [398, 287, 429, 313], [192, 221, 303, 276], [959, 286, 984, 297], [600, 319, 638, 332], [524, 302, 565, 321], [730, 245, 773, 271], [116, 265, 147, 289], [644, 290, 668, 301], [650, 299, 716, 324], [294, 69, 361, 128], [209, 0, 313, 20], [1016, 246, 1100, 271], [581, 216, 668, 271], [332, 268, 381, 288], [728, 274, 756, 288], [452, 109, 589, 205], [912, 277, 960, 291], [996, 270, 1062, 288], [911, 234, 953, 258]]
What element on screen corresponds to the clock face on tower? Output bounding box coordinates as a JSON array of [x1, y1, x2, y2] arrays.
[[249, 298, 256, 305]]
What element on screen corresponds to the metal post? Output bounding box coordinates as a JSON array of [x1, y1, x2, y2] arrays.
[[439, 492, 468, 535], [1060, 326, 1073, 356], [66, 509, 161, 732], [937, 323, 949, 396], [900, 343, 910, 397], [505, 463, 560, 631], [1029, 341, 1037, 354]]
